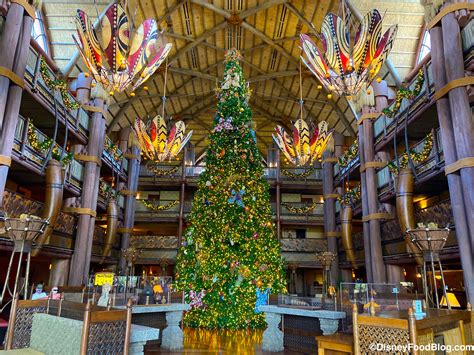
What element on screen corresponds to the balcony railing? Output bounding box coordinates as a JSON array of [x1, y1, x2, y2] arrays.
[[373, 60, 435, 143], [12, 115, 84, 193], [102, 136, 128, 175], [24, 45, 89, 137], [135, 199, 181, 220]]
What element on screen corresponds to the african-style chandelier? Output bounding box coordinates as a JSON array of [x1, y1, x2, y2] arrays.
[[133, 116, 192, 162], [273, 120, 333, 167], [300, 9, 397, 97], [74, 1, 172, 94], [272, 61, 333, 167]]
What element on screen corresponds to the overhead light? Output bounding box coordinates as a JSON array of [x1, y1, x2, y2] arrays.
[[74, 2, 172, 94], [300, 9, 397, 97]]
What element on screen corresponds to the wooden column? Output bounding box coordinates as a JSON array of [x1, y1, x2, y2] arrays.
[[430, 25, 474, 303], [360, 104, 386, 283], [322, 149, 339, 283], [441, 12, 474, 246], [69, 76, 106, 285], [275, 148, 281, 239], [118, 129, 140, 273], [358, 119, 373, 282], [177, 154, 186, 246], [0, 3, 34, 206]]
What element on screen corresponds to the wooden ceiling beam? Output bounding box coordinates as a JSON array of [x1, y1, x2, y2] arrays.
[[284, 3, 320, 39], [248, 70, 299, 82]]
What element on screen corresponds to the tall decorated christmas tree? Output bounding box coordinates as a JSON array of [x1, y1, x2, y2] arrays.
[[175, 49, 286, 329]]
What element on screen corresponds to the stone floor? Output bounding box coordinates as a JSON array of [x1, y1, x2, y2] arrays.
[[144, 328, 310, 354]]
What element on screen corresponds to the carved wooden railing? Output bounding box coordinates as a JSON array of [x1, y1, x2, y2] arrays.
[[102, 136, 128, 176], [12, 115, 84, 193], [280, 238, 327, 253], [24, 44, 89, 138]]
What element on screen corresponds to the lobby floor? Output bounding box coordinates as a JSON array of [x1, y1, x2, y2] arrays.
[[144, 328, 309, 354]]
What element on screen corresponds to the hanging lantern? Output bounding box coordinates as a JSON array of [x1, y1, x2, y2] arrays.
[[74, 2, 172, 94], [133, 116, 192, 163], [272, 119, 333, 167], [300, 9, 397, 97]]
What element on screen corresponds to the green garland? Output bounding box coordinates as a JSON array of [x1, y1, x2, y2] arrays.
[[282, 202, 317, 214], [338, 140, 358, 168], [146, 164, 180, 177], [104, 139, 123, 162], [280, 167, 315, 179], [142, 199, 179, 211], [382, 70, 424, 119], [40, 58, 80, 110], [388, 133, 433, 175], [337, 183, 361, 206], [27, 123, 74, 166], [99, 177, 118, 201]]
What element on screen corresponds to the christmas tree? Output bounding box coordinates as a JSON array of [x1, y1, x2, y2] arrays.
[[175, 49, 287, 329]]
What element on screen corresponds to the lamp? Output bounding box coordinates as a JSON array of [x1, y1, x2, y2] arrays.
[[440, 293, 461, 308], [272, 61, 333, 167], [74, 1, 172, 95], [300, 7, 397, 97], [315, 251, 336, 297]]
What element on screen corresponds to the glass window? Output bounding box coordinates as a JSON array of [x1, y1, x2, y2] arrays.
[[31, 10, 48, 54], [417, 30, 431, 64]]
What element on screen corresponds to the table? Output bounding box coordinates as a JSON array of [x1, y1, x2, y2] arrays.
[[117, 303, 190, 351], [363, 309, 472, 352], [130, 324, 160, 355], [259, 305, 346, 352]]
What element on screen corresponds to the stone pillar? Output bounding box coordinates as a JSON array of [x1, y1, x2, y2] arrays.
[[359, 103, 386, 283], [69, 75, 106, 285], [0, 2, 35, 207], [118, 140, 141, 273], [48, 259, 70, 287], [430, 25, 474, 303], [322, 143, 340, 283]]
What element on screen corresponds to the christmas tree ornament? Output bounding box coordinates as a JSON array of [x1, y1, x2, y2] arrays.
[[74, 1, 172, 94]]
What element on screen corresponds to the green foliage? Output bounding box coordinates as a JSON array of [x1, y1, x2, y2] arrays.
[[175, 49, 287, 329]]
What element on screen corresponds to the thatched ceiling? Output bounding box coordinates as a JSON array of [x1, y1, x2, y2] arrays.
[[41, 0, 426, 154]]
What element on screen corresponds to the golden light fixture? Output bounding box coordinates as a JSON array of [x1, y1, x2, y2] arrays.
[[133, 116, 192, 163], [300, 8, 397, 97], [74, 1, 172, 94]]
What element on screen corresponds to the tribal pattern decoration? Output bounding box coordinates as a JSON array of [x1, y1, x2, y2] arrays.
[[272, 119, 333, 167], [133, 116, 192, 162], [300, 9, 397, 97], [74, 2, 172, 94]]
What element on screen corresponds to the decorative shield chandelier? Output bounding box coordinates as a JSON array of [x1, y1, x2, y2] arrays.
[[133, 116, 192, 163], [272, 61, 333, 167], [300, 8, 397, 97], [74, 1, 172, 95]]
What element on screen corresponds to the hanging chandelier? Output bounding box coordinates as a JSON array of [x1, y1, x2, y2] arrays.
[[133, 116, 192, 163], [272, 61, 333, 167], [300, 8, 397, 97], [74, 1, 172, 95]]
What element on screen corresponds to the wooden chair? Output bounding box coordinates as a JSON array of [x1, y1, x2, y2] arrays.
[[80, 298, 133, 355], [352, 304, 432, 355], [316, 333, 353, 354]]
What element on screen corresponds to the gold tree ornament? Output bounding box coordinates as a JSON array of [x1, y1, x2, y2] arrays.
[[74, 1, 172, 93]]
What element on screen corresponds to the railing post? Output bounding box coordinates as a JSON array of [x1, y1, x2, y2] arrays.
[[19, 117, 30, 159]]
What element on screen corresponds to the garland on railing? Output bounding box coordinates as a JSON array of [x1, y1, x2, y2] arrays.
[[388, 133, 433, 175], [282, 202, 318, 214], [104, 139, 123, 162], [99, 177, 118, 201], [338, 140, 358, 168], [142, 199, 179, 211], [337, 183, 361, 206], [146, 164, 180, 177], [280, 167, 315, 179], [382, 69, 425, 119], [40, 58, 80, 110], [27, 123, 74, 166]]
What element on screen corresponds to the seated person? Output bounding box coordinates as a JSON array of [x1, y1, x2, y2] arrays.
[[31, 284, 48, 300], [49, 286, 61, 300]]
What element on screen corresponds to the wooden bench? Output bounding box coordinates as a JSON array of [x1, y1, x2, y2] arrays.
[[316, 333, 353, 355]]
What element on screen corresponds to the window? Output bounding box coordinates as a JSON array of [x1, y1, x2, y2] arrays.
[[416, 30, 431, 64], [31, 10, 48, 54]]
